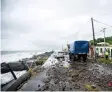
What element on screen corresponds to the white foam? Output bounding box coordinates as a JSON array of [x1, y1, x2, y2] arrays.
[[1, 70, 26, 84], [1, 52, 42, 63]]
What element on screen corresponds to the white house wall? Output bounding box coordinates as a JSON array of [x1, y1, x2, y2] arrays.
[[95, 46, 112, 57]]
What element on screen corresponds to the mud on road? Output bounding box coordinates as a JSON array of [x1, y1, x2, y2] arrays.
[[20, 58, 112, 91], [41, 59, 112, 91]]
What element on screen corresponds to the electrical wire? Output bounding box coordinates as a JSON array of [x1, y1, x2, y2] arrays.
[[67, 18, 112, 42], [93, 19, 112, 27]]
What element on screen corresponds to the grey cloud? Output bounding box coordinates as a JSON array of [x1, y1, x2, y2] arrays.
[[31, 39, 62, 52], [1, 19, 32, 39], [1, 0, 19, 12], [1, 0, 112, 51]]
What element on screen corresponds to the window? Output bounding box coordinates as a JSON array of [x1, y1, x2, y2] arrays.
[[96, 48, 99, 53], [100, 48, 102, 53], [111, 49, 112, 57]]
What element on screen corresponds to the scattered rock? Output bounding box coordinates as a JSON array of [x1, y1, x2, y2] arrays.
[[27, 58, 112, 91]]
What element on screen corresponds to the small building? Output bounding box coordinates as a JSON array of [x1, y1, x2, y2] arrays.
[[96, 42, 112, 57], [95, 46, 112, 57], [89, 42, 112, 58]]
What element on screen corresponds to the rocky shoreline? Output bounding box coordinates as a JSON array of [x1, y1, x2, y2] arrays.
[[1, 51, 54, 74]]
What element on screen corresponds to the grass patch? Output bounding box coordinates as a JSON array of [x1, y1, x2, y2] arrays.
[[97, 58, 112, 64], [35, 57, 48, 65], [85, 84, 99, 91]]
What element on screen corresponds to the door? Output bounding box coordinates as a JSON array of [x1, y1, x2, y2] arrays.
[[111, 49, 112, 57]]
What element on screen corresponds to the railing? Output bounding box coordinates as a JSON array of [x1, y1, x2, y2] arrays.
[[1, 60, 37, 91], [1, 61, 29, 80], [1, 60, 37, 79]]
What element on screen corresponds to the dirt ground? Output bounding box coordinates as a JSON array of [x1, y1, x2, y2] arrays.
[[41, 59, 112, 91], [20, 58, 112, 91]]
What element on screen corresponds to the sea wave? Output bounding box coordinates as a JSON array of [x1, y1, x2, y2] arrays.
[[1, 51, 42, 63]]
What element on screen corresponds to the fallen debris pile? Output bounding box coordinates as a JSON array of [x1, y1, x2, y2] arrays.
[[19, 54, 112, 91], [40, 61, 112, 91]]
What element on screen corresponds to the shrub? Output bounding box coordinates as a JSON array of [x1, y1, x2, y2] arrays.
[[97, 58, 112, 64]]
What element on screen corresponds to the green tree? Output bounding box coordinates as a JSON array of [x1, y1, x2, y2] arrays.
[[90, 36, 112, 45]]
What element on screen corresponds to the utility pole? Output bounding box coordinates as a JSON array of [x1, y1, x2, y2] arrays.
[[62, 45, 63, 51], [103, 28, 106, 48], [101, 28, 106, 57], [91, 18, 96, 61]]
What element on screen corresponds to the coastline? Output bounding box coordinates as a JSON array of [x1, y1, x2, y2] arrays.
[[1, 51, 54, 85]]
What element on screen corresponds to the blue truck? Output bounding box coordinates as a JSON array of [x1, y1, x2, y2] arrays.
[[69, 40, 89, 62]]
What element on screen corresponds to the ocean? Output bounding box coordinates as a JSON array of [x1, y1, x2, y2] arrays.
[[1, 51, 43, 85], [1, 51, 43, 63]]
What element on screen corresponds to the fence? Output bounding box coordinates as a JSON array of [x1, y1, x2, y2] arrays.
[[1, 60, 37, 86], [1, 60, 37, 91]]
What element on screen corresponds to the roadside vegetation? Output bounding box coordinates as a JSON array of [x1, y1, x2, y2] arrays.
[[97, 58, 112, 64], [85, 84, 99, 91], [90, 36, 112, 45], [35, 57, 48, 65], [30, 51, 53, 66], [28, 56, 48, 77]]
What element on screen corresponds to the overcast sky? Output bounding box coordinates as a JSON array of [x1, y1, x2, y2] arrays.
[[1, 0, 112, 51]]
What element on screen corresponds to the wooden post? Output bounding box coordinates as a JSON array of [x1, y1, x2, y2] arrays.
[[6, 63, 17, 80], [91, 18, 96, 61]]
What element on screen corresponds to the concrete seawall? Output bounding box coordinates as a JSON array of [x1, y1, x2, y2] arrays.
[[1, 66, 40, 91]]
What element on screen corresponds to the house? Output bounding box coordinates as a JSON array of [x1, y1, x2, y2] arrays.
[[89, 42, 112, 58], [95, 42, 112, 57], [96, 46, 112, 57]]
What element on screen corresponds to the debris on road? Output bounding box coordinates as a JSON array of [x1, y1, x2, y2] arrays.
[[19, 53, 112, 91]]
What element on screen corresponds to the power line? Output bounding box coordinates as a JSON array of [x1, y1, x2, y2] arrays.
[[93, 19, 112, 27]]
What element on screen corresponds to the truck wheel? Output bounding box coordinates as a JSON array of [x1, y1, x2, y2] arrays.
[[74, 55, 76, 61], [78, 55, 81, 60], [82, 54, 87, 62]]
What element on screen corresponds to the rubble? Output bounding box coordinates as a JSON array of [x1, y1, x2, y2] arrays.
[[20, 54, 112, 91]]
